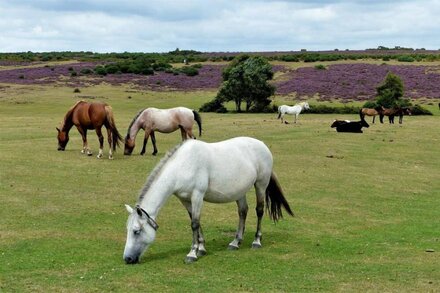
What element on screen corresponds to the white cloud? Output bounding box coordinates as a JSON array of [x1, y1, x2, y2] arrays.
[[0, 0, 439, 52]]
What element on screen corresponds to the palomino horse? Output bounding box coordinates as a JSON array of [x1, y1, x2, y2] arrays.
[[277, 102, 310, 124], [123, 137, 294, 264], [379, 107, 412, 124], [57, 101, 123, 159], [359, 106, 383, 123], [124, 107, 202, 156]]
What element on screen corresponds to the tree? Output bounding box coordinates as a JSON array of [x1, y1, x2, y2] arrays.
[[200, 55, 275, 112], [376, 72, 405, 108]]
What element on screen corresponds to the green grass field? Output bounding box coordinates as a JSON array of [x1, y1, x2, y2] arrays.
[[1, 84, 439, 292]]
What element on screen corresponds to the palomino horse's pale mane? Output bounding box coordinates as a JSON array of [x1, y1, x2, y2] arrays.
[[126, 108, 146, 139], [137, 141, 185, 202]]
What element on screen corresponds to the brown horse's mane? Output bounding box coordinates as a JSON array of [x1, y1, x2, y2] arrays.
[[126, 108, 146, 139], [61, 100, 85, 130], [137, 141, 185, 203]]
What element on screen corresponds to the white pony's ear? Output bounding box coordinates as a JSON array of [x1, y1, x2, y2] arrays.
[[125, 204, 134, 214]]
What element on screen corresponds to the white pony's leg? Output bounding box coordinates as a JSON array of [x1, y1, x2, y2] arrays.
[[228, 197, 248, 250], [179, 199, 207, 257], [294, 114, 298, 123], [185, 190, 205, 263], [252, 182, 266, 248]]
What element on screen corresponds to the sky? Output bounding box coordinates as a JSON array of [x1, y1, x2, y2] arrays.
[[1, 0, 440, 53]]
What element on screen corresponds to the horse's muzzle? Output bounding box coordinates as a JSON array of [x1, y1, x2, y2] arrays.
[[124, 255, 139, 264], [57, 146, 65, 151]]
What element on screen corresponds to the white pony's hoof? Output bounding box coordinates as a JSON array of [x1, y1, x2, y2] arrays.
[[197, 249, 207, 257], [228, 244, 239, 250], [108, 156, 114, 160], [252, 242, 262, 249], [97, 154, 103, 159], [184, 256, 198, 264]]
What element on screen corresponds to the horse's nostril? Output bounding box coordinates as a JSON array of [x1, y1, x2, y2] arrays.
[[124, 256, 138, 264]]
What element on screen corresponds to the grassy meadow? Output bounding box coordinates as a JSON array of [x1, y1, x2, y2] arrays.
[[0, 83, 439, 292]]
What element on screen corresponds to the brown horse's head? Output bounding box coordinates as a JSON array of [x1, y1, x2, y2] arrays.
[[56, 127, 69, 151], [124, 136, 135, 155]]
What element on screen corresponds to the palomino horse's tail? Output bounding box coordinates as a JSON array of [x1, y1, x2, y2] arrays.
[[359, 109, 365, 120], [192, 110, 202, 136], [104, 105, 123, 151], [265, 172, 294, 221]]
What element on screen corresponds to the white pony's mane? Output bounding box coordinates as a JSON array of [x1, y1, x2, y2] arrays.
[[137, 141, 186, 203], [126, 108, 146, 139]]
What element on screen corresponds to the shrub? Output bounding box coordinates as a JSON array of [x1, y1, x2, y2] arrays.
[[314, 64, 326, 70], [362, 101, 378, 108], [70, 71, 77, 77], [397, 55, 415, 62], [180, 66, 199, 76], [73, 88, 81, 93], [94, 66, 107, 76], [80, 68, 93, 75], [410, 104, 433, 115], [199, 98, 227, 113], [280, 55, 299, 62]]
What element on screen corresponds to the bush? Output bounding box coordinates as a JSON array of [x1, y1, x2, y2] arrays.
[[70, 71, 77, 77], [280, 55, 299, 62], [73, 88, 81, 93], [410, 104, 433, 115], [94, 66, 107, 76], [199, 98, 227, 113], [307, 104, 361, 114], [314, 64, 326, 70], [397, 55, 415, 62], [362, 101, 378, 108], [179, 66, 199, 76], [80, 68, 93, 75]]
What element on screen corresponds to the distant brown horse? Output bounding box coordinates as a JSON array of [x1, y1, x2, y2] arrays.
[[359, 106, 383, 123], [57, 101, 123, 159], [379, 107, 411, 124], [124, 107, 202, 156]]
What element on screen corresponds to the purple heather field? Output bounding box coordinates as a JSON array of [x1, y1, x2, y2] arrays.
[[1, 61, 440, 100]]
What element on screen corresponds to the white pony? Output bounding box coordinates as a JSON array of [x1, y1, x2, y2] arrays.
[[277, 102, 310, 124], [123, 137, 294, 264]]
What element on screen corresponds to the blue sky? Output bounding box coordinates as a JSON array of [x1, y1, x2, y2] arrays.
[[1, 0, 439, 53]]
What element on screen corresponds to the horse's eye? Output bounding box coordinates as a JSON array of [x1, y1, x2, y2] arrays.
[[133, 230, 141, 236]]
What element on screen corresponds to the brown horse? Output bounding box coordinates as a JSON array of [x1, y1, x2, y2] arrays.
[[359, 106, 383, 123], [124, 107, 202, 156], [57, 101, 123, 159], [379, 107, 411, 124]]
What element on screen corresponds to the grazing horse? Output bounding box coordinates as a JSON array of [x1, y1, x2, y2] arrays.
[[124, 107, 202, 156], [56, 101, 122, 159], [359, 106, 383, 123], [379, 107, 411, 124], [331, 115, 369, 133], [277, 102, 310, 124], [123, 137, 294, 264]]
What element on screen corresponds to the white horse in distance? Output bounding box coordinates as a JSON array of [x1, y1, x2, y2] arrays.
[[277, 102, 310, 124]]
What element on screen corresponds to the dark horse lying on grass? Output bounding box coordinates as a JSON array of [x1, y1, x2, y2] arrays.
[[331, 115, 370, 133]]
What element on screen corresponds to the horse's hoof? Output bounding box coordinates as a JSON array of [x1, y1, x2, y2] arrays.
[[87, 153, 93, 156], [152, 152, 157, 156], [97, 154, 102, 159], [252, 243, 262, 249], [140, 152, 145, 156], [184, 256, 197, 264], [108, 156, 114, 160], [197, 249, 207, 257], [228, 245, 239, 250]]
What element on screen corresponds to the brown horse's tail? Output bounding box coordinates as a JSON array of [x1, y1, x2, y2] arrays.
[[265, 172, 294, 222], [192, 110, 202, 137], [105, 105, 123, 151]]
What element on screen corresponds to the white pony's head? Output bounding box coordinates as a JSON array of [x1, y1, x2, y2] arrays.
[[123, 204, 158, 264], [303, 102, 310, 110]]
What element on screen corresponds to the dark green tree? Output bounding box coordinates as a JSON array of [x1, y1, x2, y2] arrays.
[[376, 72, 405, 108], [200, 55, 275, 112]]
